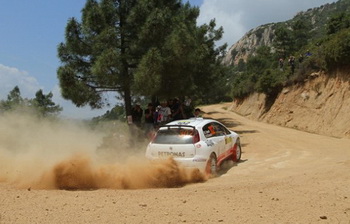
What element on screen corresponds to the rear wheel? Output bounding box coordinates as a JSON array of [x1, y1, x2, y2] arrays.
[[205, 153, 218, 176]]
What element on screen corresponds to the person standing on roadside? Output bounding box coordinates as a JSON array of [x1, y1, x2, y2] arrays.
[[131, 102, 143, 128], [193, 108, 202, 118], [157, 100, 171, 125], [129, 102, 143, 147], [171, 97, 184, 121], [144, 103, 155, 138]]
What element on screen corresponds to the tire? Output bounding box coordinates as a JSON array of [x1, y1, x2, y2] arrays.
[[205, 153, 218, 176], [234, 139, 242, 162]]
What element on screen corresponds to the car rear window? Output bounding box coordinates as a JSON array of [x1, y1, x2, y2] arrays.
[[153, 126, 196, 144]]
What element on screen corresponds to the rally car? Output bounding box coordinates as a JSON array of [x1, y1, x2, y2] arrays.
[[145, 118, 241, 175]]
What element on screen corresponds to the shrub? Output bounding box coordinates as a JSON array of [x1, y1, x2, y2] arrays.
[[256, 69, 286, 95], [324, 28, 350, 69]]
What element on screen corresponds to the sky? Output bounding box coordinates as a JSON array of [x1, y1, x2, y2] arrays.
[[0, 0, 337, 119]]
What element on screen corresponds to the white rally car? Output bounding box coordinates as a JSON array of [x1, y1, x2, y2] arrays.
[[145, 118, 241, 175]]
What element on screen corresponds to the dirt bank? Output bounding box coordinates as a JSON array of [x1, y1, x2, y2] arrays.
[[230, 72, 350, 138]]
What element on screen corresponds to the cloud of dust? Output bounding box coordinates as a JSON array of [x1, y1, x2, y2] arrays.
[[0, 112, 206, 190], [40, 155, 206, 190]]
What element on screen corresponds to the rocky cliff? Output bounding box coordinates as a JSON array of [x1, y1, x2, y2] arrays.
[[223, 1, 341, 66], [222, 24, 276, 65]]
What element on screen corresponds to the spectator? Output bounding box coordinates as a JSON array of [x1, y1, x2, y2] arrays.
[[193, 108, 202, 118], [298, 54, 304, 63], [156, 100, 171, 125], [279, 58, 284, 71], [131, 102, 143, 128], [144, 103, 155, 137], [183, 96, 193, 118], [171, 97, 184, 121], [288, 55, 296, 74], [129, 102, 143, 147]]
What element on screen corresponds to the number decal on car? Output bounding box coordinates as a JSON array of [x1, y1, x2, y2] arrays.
[[225, 137, 232, 144]]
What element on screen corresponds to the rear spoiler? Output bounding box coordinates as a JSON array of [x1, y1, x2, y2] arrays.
[[159, 125, 195, 130], [158, 125, 197, 135]]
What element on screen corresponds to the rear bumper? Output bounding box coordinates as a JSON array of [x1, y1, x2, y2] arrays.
[[146, 155, 208, 173], [176, 157, 207, 172]]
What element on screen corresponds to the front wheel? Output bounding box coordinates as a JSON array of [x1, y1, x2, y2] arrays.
[[234, 139, 242, 162], [205, 153, 218, 176]]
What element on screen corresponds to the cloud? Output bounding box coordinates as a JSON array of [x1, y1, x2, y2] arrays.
[[0, 64, 107, 119], [51, 85, 109, 119], [0, 64, 42, 99], [197, 0, 337, 47], [198, 1, 245, 47]]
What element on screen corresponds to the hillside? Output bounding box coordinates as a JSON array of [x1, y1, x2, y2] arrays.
[[223, 0, 350, 65], [230, 69, 350, 138], [224, 0, 350, 139]]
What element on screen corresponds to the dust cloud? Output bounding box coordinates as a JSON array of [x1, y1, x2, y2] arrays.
[[47, 155, 205, 190], [0, 112, 206, 190]]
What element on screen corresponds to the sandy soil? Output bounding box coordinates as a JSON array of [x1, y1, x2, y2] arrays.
[[231, 72, 350, 139], [1, 103, 350, 224]]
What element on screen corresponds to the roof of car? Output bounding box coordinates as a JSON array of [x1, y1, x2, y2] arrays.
[[166, 118, 216, 128]]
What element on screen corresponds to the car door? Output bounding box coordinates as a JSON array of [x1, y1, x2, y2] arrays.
[[212, 123, 229, 156], [203, 123, 226, 156], [213, 122, 235, 160], [222, 124, 235, 155]]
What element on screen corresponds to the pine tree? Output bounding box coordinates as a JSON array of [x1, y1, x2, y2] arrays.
[[57, 0, 225, 116]]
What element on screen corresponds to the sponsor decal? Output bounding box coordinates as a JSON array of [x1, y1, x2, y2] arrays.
[[177, 121, 191, 125], [206, 141, 214, 147], [225, 137, 232, 144], [193, 158, 206, 162], [158, 151, 185, 157], [204, 130, 213, 138]]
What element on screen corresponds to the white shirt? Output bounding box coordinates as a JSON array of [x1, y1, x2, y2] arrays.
[[157, 106, 171, 123]]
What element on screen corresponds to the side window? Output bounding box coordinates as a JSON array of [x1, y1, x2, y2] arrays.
[[216, 123, 231, 135], [202, 123, 216, 138], [203, 122, 230, 138], [212, 123, 225, 136]]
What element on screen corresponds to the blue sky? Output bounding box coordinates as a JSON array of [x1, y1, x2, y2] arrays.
[[0, 0, 203, 118], [0, 0, 336, 118], [0, 0, 202, 90]]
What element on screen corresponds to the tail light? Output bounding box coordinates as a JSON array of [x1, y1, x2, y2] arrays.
[[150, 131, 157, 143], [192, 130, 200, 144]]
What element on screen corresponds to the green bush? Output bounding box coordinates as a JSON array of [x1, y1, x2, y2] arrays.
[[256, 69, 286, 95], [231, 72, 255, 99], [324, 28, 350, 69]]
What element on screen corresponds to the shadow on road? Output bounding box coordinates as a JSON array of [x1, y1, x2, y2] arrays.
[[217, 159, 248, 176], [204, 115, 241, 129], [204, 115, 258, 136], [241, 143, 249, 147], [235, 130, 259, 134], [204, 111, 220, 115]]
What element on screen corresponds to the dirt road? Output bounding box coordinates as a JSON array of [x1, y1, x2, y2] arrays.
[[1, 103, 350, 223]]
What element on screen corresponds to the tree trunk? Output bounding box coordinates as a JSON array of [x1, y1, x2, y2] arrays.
[[124, 85, 132, 117], [119, 0, 132, 118]]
